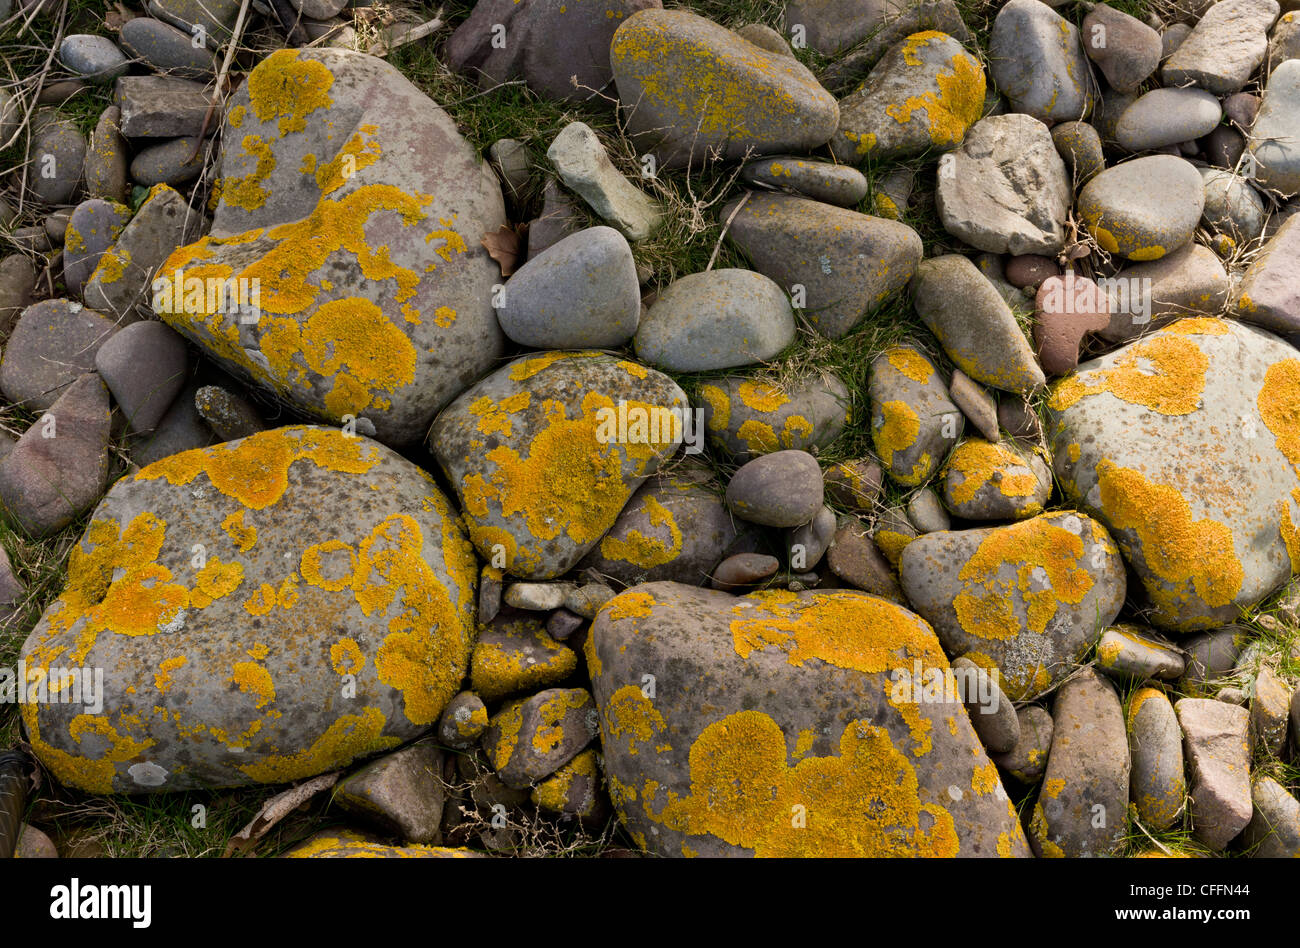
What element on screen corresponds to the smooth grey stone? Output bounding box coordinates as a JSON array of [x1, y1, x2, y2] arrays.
[[1077, 155, 1204, 260], [1199, 168, 1267, 243], [0, 300, 118, 410], [906, 488, 950, 534], [59, 34, 129, 83], [527, 178, 583, 259], [1098, 242, 1230, 342], [84, 105, 129, 203], [948, 368, 999, 442], [1096, 625, 1185, 679], [1236, 215, 1300, 331], [1249, 59, 1300, 196], [991, 705, 1053, 784], [1115, 87, 1222, 151], [129, 136, 206, 186], [1163, 0, 1281, 94], [951, 657, 1019, 754], [1051, 120, 1105, 188], [119, 17, 219, 78], [130, 378, 216, 467], [94, 319, 189, 434], [725, 449, 824, 528], [1082, 4, 1162, 93], [1127, 687, 1186, 830], [28, 115, 86, 205], [710, 552, 779, 590], [1241, 776, 1300, 856], [740, 156, 868, 207], [1203, 124, 1247, 169], [788, 505, 836, 570], [0, 255, 38, 338]]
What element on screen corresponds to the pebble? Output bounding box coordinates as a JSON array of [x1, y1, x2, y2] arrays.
[[84, 106, 129, 204], [0, 300, 118, 410], [1241, 776, 1300, 856], [1097, 625, 1185, 680], [113, 76, 213, 138], [740, 156, 869, 207], [547, 122, 661, 242], [1082, 4, 1162, 93], [940, 437, 1051, 520], [563, 583, 616, 619], [1127, 687, 1186, 830], [988, 0, 1096, 123], [94, 320, 189, 434], [1115, 87, 1222, 152], [874, 505, 919, 567], [1236, 215, 1300, 333], [1175, 698, 1253, 850], [950, 657, 1020, 754], [129, 137, 205, 186], [825, 519, 905, 603], [906, 488, 950, 534], [336, 742, 446, 844], [1098, 242, 1230, 342], [710, 552, 779, 591], [63, 199, 131, 298], [1033, 272, 1111, 376], [789, 505, 836, 570], [0, 255, 38, 338], [1200, 168, 1266, 244], [119, 16, 218, 78], [823, 458, 884, 512], [471, 614, 577, 700], [725, 449, 823, 528], [29, 115, 87, 205], [1078, 155, 1204, 261], [527, 178, 583, 259], [1005, 254, 1060, 289], [194, 384, 265, 440], [948, 368, 999, 443], [503, 581, 573, 612], [991, 705, 1054, 784], [1051, 121, 1105, 188], [59, 34, 129, 83], [1250, 664, 1291, 757]]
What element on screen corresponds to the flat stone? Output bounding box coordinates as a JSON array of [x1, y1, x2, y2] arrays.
[[1163, 0, 1281, 95], [988, 0, 1096, 123], [84, 106, 129, 203], [1082, 4, 1162, 93], [726, 449, 823, 528], [1176, 697, 1253, 850], [114, 76, 212, 138], [826, 519, 904, 602], [1116, 87, 1222, 151], [119, 17, 218, 78], [336, 741, 446, 844], [0, 300, 118, 410], [869, 343, 962, 487], [471, 613, 577, 700], [547, 122, 661, 241], [1250, 60, 1300, 196], [129, 137, 205, 186], [696, 371, 850, 459], [940, 438, 1051, 520], [59, 34, 129, 83], [711, 552, 779, 590], [740, 156, 868, 207], [991, 704, 1053, 784], [0, 254, 38, 338], [948, 368, 999, 442], [1078, 155, 1204, 261], [94, 320, 189, 434], [1127, 686, 1186, 831]]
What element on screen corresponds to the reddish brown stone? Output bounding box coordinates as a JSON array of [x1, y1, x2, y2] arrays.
[[1033, 273, 1111, 376]]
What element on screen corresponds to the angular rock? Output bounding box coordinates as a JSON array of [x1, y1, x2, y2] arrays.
[[1126, 687, 1185, 831], [1236, 215, 1300, 331], [1096, 625, 1185, 680], [1078, 155, 1204, 261], [93, 319, 188, 434], [471, 613, 577, 701], [1163, 0, 1281, 95], [826, 520, 905, 602], [63, 199, 131, 298], [547, 122, 661, 242], [869, 343, 962, 486], [988, 0, 1096, 123], [483, 688, 599, 789], [114, 76, 211, 138], [1241, 776, 1300, 856], [336, 741, 446, 843], [1176, 697, 1253, 850]]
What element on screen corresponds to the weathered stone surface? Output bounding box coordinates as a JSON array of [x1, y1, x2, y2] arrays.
[[1180, 627, 1246, 695], [1251, 663, 1291, 757], [437, 692, 489, 750], [697, 371, 850, 459], [899, 512, 1126, 700], [874, 506, 919, 569], [1082, 3, 1162, 93], [430, 351, 685, 580], [470, 613, 576, 701], [1126, 686, 1185, 831], [29, 115, 86, 205], [951, 656, 1020, 754], [1115, 87, 1222, 151], [726, 450, 823, 528], [531, 748, 607, 823], [739, 156, 868, 207], [19, 426, 478, 792], [824, 458, 884, 512], [940, 438, 1051, 521], [1199, 168, 1266, 244], [1051, 121, 1105, 187], [483, 688, 599, 788], [1078, 155, 1204, 261], [907, 488, 951, 534], [129, 137, 205, 187], [784, 0, 909, 55], [94, 319, 188, 434], [1163, 0, 1281, 95], [1251, 60, 1300, 196], [948, 369, 999, 442], [114, 76, 211, 137], [155, 49, 508, 446], [147, 0, 240, 46], [988, 0, 1096, 123], [0, 300, 118, 411], [1097, 625, 1184, 680], [527, 179, 583, 259], [1176, 697, 1253, 850], [991, 704, 1053, 784], [119, 16, 218, 78], [590, 583, 1031, 856], [283, 829, 478, 858], [0, 255, 37, 338], [870, 343, 962, 487], [1241, 775, 1300, 856], [336, 741, 446, 843], [547, 122, 662, 242], [817, 0, 976, 94], [14, 824, 58, 858], [1098, 242, 1230, 343], [59, 34, 129, 83], [84, 106, 129, 204], [63, 199, 132, 298], [1236, 215, 1300, 332], [827, 521, 905, 602], [194, 385, 263, 440]]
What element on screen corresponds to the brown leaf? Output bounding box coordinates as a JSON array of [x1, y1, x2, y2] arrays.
[[1067, 243, 1093, 260], [104, 2, 139, 31], [223, 771, 340, 857], [481, 224, 521, 277]]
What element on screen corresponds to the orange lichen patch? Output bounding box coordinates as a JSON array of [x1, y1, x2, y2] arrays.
[[486, 700, 525, 771], [736, 419, 779, 453], [874, 400, 920, 468], [1258, 359, 1300, 471], [221, 510, 258, 552], [153, 656, 187, 694], [604, 684, 669, 756], [532, 749, 600, 814], [970, 760, 1000, 795], [736, 380, 789, 412], [884, 37, 985, 148], [221, 135, 276, 212], [697, 383, 730, 431], [244, 49, 334, 137], [190, 557, 244, 609], [469, 391, 532, 438], [330, 637, 365, 675], [1279, 489, 1300, 572], [19, 712, 156, 794], [508, 350, 593, 382], [946, 440, 1041, 507], [301, 539, 358, 592], [238, 707, 396, 783], [885, 347, 933, 383], [90, 245, 129, 285], [604, 589, 657, 622], [531, 689, 591, 755], [315, 129, 382, 195], [642, 711, 959, 857], [230, 661, 276, 710], [598, 495, 683, 568], [1094, 460, 1243, 615], [1049, 332, 1207, 415], [1165, 317, 1228, 336], [470, 618, 577, 701], [875, 529, 913, 568]]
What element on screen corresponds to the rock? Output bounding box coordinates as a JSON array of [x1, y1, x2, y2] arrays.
[[131, 379, 215, 467], [445, 0, 661, 102], [739, 156, 868, 207], [1115, 87, 1222, 152], [1180, 627, 1246, 695], [830, 30, 985, 164], [948, 369, 999, 443], [293, 0, 346, 20], [1250, 60, 1300, 196], [119, 16, 218, 78], [1270, 11, 1300, 71], [1078, 155, 1204, 261], [726, 450, 823, 528], [1005, 254, 1060, 290], [147, 0, 241, 46], [1097, 625, 1185, 680], [547, 122, 661, 241], [940, 438, 1051, 521], [991, 705, 1053, 784], [1199, 168, 1267, 244], [0, 89, 18, 146], [59, 34, 129, 83], [547, 609, 585, 641], [0, 301, 118, 410], [1204, 124, 1247, 170], [907, 488, 950, 534], [1034, 272, 1111, 376], [527, 179, 583, 259], [951, 656, 1019, 754], [609, 9, 839, 170], [1241, 776, 1300, 856], [824, 458, 884, 512], [589, 583, 1031, 856], [483, 688, 599, 788], [1251, 664, 1291, 756], [114, 76, 211, 138], [711, 552, 780, 590], [84, 106, 129, 204], [696, 371, 850, 459], [0, 255, 38, 338], [84, 184, 207, 324], [1051, 121, 1105, 188], [0, 374, 111, 537], [1236, 216, 1300, 333], [783, 0, 909, 56], [93, 320, 188, 434], [63, 199, 131, 298], [817, 0, 976, 94], [998, 398, 1042, 443], [1029, 670, 1129, 857], [635, 269, 795, 372], [1161, 22, 1192, 59], [1223, 91, 1262, 128], [1098, 242, 1231, 343], [488, 138, 530, 200], [899, 512, 1126, 700], [988, 0, 1096, 123], [156, 49, 508, 446], [19, 426, 477, 791], [871, 166, 915, 219], [471, 613, 577, 700], [1163, 0, 1281, 95], [577, 463, 736, 587], [564, 583, 616, 618], [826, 520, 905, 602], [1126, 687, 1186, 831], [531, 748, 606, 824], [502, 581, 572, 611], [869, 343, 962, 486], [789, 505, 836, 569], [336, 741, 445, 843], [430, 351, 685, 579], [912, 255, 1046, 395], [129, 137, 205, 186], [735, 22, 793, 56], [194, 385, 264, 440], [28, 116, 86, 206], [497, 226, 639, 349], [283, 829, 476, 858], [935, 114, 1070, 257], [15, 824, 58, 858], [437, 692, 489, 749], [478, 565, 503, 624], [1175, 698, 1253, 850], [1093, 89, 1138, 147], [724, 192, 920, 340], [1047, 318, 1300, 629], [1082, 4, 1162, 93], [874, 506, 919, 568]]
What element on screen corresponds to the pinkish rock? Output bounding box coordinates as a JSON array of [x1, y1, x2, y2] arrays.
[[1033, 272, 1111, 376]]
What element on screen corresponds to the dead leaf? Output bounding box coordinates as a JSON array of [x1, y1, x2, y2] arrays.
[[224, 771, 340, 857], [104, 2, 139, 31], [481, 224, 521, 277]]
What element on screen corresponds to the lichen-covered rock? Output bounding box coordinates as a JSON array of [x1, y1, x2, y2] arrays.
[[899, 512, 1126, 700], [830, 31, 985, 164], [155, 49, 508, 446], [530, 748, 607, 824], [483, 687, 600, 788], [609, 9, 839, 169], [988, 0, 1096, 123], [869, 344, 963, 486], [1096, 625, 1185, 680], [283, 828, 480, 857], [1241, 776, 1300, 856], [1127, 686, 1185, 831], [470, 613, 577, 701], [739, 156, 868, 207], [19, 426, 478, 792], [991, 704, 1053, 784], [430, 351, 686, 580], [1045, 318, 1300, 630], [589, 583, 1032, 856], [1077, 155, 1204, 261], [436, 691, 489, 750], [940, 438, 1051, 521], [63, 199, 132, 299], [697, 372, 850, 460]]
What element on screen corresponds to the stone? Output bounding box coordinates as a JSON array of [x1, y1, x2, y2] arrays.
[[502, 581, 572, 611], [1078, 155, 1204, 261], [1047, 318, 1300, 629], [991, 705, 1053, 784], [1115, 87, 1222, 151], [445, 0, 661, 102], [789, 505, 836, 569], [1176, 698, 1253, 850], [951, 656, 1020, 754], [739, 156, 868, 207], [1241, 776, 1300, 856], [437, 692, 489, 749], [899, 512, 1126, 700], [497, 226, 639, 348], [63, 199, 131, 298], [15, 824, 58, 858], [817, 0, 976, 94], [830, 30, 985, 164], [1223, 91, 1262, 128], [131, 379, 216, 467], [998, 398, 1042, 443], [635, 269, 795, 372], [1251, 664, 1291, 756], [488, 138, 530, 200], [430, 351, 685, 579], [0, 374, 111, 537], [336, 741, 446, 843], [0, 255, 38, 338], [0, 88, 18, 145], [1270, 10, 1300, 71], [590, 583, 1031, 856], [869, 343, 962, 487], [119, 17, 218, 78], [724, 192, 921, 340], [1199, 168, 1267, 245], [988, 0, 1096, 123], [527, 179, 583, 259], [93, 320, 189, 434], [1251, 60, 1300, 196], [1203, 125, 1246, 170], [1180, 627, 1246, 695], [483, 688, 599, 788], [471, 613, 577, 700], [1092, 89, 1138, 147], [871, 166, 915, 219], [735, 23, 793, 56], [824, 458, 884, 512], [129, 137, 205, 186], [478, 565, 503, 624], [28, 116, 86, 205], [1005, 254, 1060, 289], [0, 301, 118, 410], [825, 520, 904, 602], [147, 0, 241, 46], [1082, 4, 1162, 93], [194, 385, 264, 440], [564, 583, 616, 618], [1161, 22, 1192, 59], [114, 76, 212, 138], [20, 426, 477, 791], [1029, 670, 1129, 857], [1034, 272, 1111, 376], [547, 609, 585, 641], [726, 450, 823, 528], [1097, 625, 1185, 680], [1098, 242, 1231, 343], [1126, 687, 1186, 831], [696, 371, 850, 459], [577, 462, 736, 587], [1050, 121, 1105, 188], [907, 488, 950, 534], [59, 34, 129, 83], [935, 114, 1070, 257], [948, 368, 999, 442], [84, 106, 129, 204], [1163, 0, 1281, 95], [912, 254, 1046, 395], [156, 49, 508, 446], [940, 438, 1052, 521], [547, 122, 661, 241], [293, 0, 346, 19], [783, 0, 909, 56], [531, 749, 607, 824], [874, 506, 919, 568], [609, 9, 839, 170], [711, 552, 780, 591], [283, 829, 477, 858], [1236, 215, 1300, 332]]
